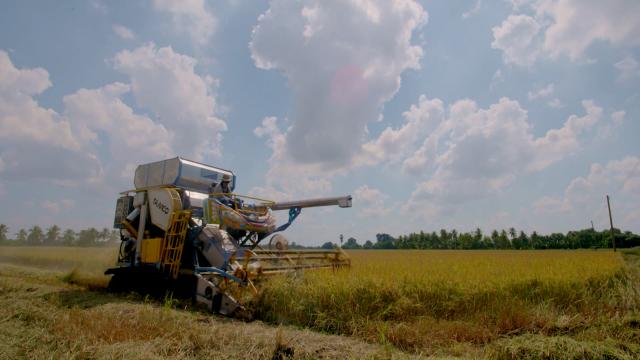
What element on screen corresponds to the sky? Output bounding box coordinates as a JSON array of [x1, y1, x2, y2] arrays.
[[0, 0, 639, 245]]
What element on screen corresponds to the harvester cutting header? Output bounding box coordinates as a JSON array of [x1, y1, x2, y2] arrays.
[[107, 157, 352, 316]]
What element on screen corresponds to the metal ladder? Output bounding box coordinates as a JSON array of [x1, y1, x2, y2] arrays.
[[161, 210, 192, 279]]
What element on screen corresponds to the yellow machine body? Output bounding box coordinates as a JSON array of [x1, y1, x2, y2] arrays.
[[141, 237, 164, 263]]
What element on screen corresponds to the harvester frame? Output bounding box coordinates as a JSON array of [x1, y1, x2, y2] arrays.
[[106, 157, 351, 316]]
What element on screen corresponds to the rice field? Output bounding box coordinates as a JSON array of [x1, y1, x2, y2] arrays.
[[0, 245, 117, 272], [340, 250, 621, 288], [255, 250, 639, 356], [1, 246, 639, 358], [0, 246, 117, 288]]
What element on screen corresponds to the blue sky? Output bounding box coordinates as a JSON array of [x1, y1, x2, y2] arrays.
[[0, 0, 638, 245]]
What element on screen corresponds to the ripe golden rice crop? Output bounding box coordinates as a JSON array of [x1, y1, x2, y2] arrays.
[[339, 250, 622, 288], [254, 250, 632, 353]]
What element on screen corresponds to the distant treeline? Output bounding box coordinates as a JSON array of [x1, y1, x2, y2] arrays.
[[0, 224, 119, 247], [2, 223, 639, 250], [321, 228, 640, 250]]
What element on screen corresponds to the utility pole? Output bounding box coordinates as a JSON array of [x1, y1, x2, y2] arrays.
[[339, 234, 344, 247], [606, 195, 616, 252]]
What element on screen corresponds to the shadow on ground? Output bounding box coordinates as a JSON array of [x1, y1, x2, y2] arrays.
[[44, 289, 127, 309]]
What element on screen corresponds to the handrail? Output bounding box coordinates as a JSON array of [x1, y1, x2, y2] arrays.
[[207, 193, 275, 216]]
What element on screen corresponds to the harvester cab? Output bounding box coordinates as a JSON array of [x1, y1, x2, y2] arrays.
[[107, 157, 352, 316]]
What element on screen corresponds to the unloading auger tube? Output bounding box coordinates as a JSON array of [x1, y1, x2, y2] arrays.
[[105, 157, 352, 317]]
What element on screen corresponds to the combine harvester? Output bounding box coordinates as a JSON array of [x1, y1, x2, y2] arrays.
[[107, 157, 352, 316]]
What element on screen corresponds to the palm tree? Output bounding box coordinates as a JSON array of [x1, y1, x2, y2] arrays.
[[62, 229, 76, 246], [45, 225, 61, 245], [0, 224, 8, 243], [99, 227, 111, 243], [27, 226, 44, 245], [16, 229, 27, 244]]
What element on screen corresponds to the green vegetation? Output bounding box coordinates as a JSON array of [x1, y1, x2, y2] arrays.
[[3, 223, 639, 251], [0, 223, 119, 247], [339, 228, 640, 250]]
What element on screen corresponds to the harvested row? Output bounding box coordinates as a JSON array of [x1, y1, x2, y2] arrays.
[[0, 263, 417, 359]]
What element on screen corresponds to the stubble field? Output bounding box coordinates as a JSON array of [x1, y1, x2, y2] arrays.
[[1, 246, 639, 359]]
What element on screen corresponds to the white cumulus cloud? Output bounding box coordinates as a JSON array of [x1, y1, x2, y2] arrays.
[[353, 185, 390, 218], [250, 0, 427, 169], [396, 96, 607, 217], [462, 0, 483, 19], [530, 100, 603, 171], [357, 95, 444, 167], [493, 0, 640, 66], [252, 116, 334, 199], [0, 45, 226, 190], [547, 98, 564, 108], [614, 56, 640, 82], [538, 0, 640, 61], [112, 24, 135, 40], [152, 0, 216, 46], [0, 50, 101, 182], [527, 83, 554, 100], [492, 14, 542, 66], [63, 82, 174, 184], [112, 43, 226, 160], [534, 156, 640, 232]]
